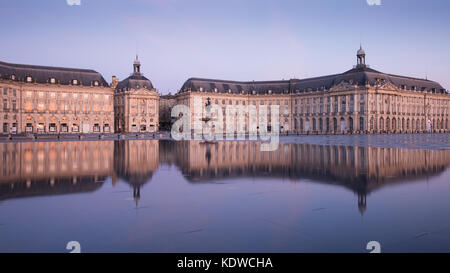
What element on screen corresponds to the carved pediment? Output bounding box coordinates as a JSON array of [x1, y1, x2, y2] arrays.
[[378, 82, 398, 91], [129, 88, 158, 96], [329, 81, 355, 92]]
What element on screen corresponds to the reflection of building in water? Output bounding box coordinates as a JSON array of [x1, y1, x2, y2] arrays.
[[113, 140, 159, 205], [172, 140, 450, 213], [0, 141, 113, 200], [1, 139, 449, 213]]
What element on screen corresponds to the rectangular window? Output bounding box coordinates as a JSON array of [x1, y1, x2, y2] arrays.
[[38, 103, 45, 112]]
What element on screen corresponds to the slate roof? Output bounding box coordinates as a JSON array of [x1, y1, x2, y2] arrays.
[[115, 74, 154, 92], [179, 66, 447, 95], [0, 60, 109, 87]]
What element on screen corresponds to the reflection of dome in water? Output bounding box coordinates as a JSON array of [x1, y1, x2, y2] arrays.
[[358, 192, 367, 215]]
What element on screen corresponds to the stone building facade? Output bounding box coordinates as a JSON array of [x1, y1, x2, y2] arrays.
[[0, 61, 114, 134], [114, 56, 159, 133], [175, 47, 450, 135]]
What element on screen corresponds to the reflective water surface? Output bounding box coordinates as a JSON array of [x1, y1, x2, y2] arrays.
[[1, 138, 450, 252]]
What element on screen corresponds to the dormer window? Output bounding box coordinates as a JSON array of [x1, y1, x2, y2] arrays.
[[411, 86, 416, 91], [401, 85, 406, 90], [431, 88, 436, 93], [26, 76, 32, 83], [72, 79, 78, 85], [50, 78, 56, 84], [93, 80, 99, 86]]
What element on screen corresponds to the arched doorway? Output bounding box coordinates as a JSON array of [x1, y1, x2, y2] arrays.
[[340, 118, 346, 133], [305, 119, 310, 133]]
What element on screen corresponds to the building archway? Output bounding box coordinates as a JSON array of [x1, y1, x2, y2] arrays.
[[305, 119, 310, 133], [340, 117, 346, 133]]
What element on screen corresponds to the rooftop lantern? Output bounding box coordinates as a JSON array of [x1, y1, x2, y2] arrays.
[[356, 46, 366, 68], [133, 55, 141, 75]]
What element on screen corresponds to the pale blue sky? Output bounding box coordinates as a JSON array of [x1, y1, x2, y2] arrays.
[[1, 0, 449, 94]]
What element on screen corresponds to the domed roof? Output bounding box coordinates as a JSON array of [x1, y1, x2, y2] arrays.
[[115, 56, 155, 92], [115, 74, 154, 92]]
